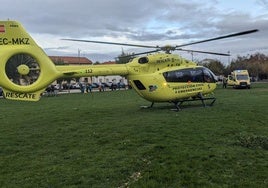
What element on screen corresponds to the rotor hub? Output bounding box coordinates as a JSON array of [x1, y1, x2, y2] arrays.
[[17, 64, 30, 75]]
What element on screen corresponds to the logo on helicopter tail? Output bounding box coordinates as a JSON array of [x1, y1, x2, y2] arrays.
[[2, 89, 43, 101], [0, 25, 5, 33]]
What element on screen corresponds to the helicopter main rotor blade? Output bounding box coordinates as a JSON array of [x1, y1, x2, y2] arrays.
[[176, 48, 230, 56], [62, 38, 157, 49], [176, 29, 258, 48], [120, 49, 161, 58]]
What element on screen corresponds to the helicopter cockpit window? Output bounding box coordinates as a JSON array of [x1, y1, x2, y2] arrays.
[[138, 57, 149, 64], [190, 69, 204, 82], [163, 68, 204, 83], [203, 68, 216, 83]]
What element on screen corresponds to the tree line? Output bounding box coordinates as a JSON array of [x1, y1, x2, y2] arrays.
[[200, 52, 268, 80]]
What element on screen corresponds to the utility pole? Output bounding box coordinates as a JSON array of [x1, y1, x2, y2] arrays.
[[228, 51, 230, 65], [78, 48, 81, 65]]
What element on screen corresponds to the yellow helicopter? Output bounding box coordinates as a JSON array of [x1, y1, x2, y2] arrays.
[[0, 20, 258, 110]]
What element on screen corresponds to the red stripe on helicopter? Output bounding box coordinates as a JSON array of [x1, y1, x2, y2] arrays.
[[0, 25, 5, 33]]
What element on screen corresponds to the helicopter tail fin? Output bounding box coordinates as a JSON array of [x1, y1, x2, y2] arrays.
[[0, 20, 39, 45], [0, 20, 59, 101]]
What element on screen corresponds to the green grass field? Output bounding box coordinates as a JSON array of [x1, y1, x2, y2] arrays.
[[1, 83, 268, 187]]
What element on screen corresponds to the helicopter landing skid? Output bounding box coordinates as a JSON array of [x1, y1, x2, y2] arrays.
[[173, 95, 216, 111], [140, 102, 155, 109]]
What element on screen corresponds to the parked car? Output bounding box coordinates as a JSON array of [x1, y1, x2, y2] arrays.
[[117, 82, 126, 89], [91, 83, 100, 88], [101, 82, 110, 88], [53, 84, 60, 90], [71, 83, 81, 89]]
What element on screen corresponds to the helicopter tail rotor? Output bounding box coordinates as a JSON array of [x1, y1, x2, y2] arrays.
[[5, 54, 41, 86]]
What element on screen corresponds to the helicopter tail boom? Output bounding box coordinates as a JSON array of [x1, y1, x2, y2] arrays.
[[56, 64, 128, 78]]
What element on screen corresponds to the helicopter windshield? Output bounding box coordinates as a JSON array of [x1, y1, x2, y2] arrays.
[[163, 67, 216, 83]]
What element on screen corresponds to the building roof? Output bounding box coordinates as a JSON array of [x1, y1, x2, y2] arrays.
[[101, 61, 116, 64], [49, 56, 93, 65]]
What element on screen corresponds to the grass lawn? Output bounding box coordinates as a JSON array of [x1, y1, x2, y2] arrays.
[[0, 83, 267, 187]]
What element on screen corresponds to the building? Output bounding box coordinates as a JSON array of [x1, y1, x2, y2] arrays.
[[49, 56, 93, 65]]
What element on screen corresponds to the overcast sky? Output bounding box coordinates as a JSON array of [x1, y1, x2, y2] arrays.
[[1, 0, 268, 64]]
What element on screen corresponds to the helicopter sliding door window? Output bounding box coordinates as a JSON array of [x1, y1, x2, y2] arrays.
[[191, 69, 204, 82], [163, 68, 204, 83], [163, 67, 216, 83]]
